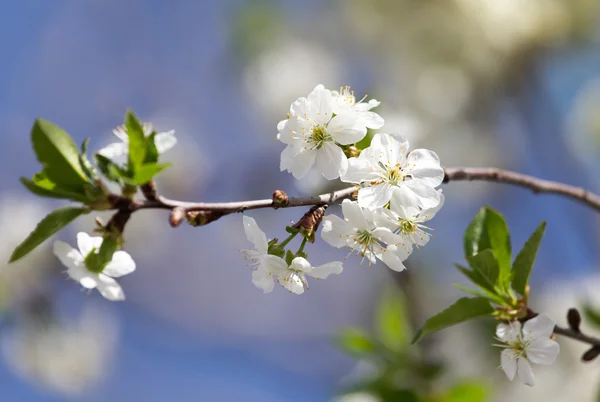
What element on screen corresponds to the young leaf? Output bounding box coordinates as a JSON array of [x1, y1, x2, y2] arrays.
[[125, 110, 147, 172], [9, 207, 89, 263], [145, 132, 159, 164], [454, 264, 497, 295], [335, 328, 375, 356], [511, 221, 546, 295], [95, 154, 128, 183], [452, 283, 506, 305], [131, 163, 171, 185], [376, 287, 411, 351], [466, 249, 499, 289], [31, 119, 89, 190], [412, 297, 494, 343], [79, 138, 99, 182], [20, 176, 88, 202]]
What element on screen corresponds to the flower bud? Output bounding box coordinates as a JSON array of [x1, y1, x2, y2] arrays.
[[292, 204, 328, 243], [169, 207, 186, 228], [345, 145, 360, 158], [272, 190, 289, 208], [186, 210, 226, 227], [582, 346, 600, 362], [567, 308, 582, 333]]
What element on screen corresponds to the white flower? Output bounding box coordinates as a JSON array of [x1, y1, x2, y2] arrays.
[[496, 313, 560, 386], [278, 84, 382, 180], [52, 233, 135, 301], [98, 123, 177, 159], [240, 215, 274, 293], [321, 199, 410, 272], [331, 85, 384, 129], [262, 255, 343, 295], [374, 187, 445, 248], [341, 133, 444, 210]]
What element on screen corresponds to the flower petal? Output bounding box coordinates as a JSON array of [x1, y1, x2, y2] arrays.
[[358, 183, 395, 210], [96, 275, 125, 301], [276, 119, 295, 145], [496, 322, 521, 343], [372, 208, 399, 231], [280, 144, 317, 179], [262, 255, 288, 276], [281, 272, 305, 294], [501, 349, 518, 381], [309, 261, 343, 279], [154, 130, 177, 154], [77, 232, 103, 257], [290, 97, 309, 118], [252, 265, 274, 293], [390, 186, 421, 218], [354, 99, 380, 111], [102, 251, 136, 278], [341, 157, 379, 184], [97, 142, 128, 159], [307, 85, 334, 125], [517, 357, 535, 386], [327, 112, 367, 145], [404, 180, 441, 210], [523, 313, 556, 340], [526, 339, 560, 365], [316, 142, 347, 180], [53, 240, 83, 271], [406, 149, 444, 187], [242, 216, 268, 254], [341, 199, 369, 230], [321, 215, 353, 248], [290, 257, 312, 273], [357, 111, 384, 129], [379, 245, 408, 272], [370, 133, 408, 167]]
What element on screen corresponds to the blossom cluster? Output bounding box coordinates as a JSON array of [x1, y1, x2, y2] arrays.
[[242, 85, 444, 294]]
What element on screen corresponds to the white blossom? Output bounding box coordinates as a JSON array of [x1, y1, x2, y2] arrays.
[[262, 255, 343, 295], [53, 233, 135, 301], [321, 199, 410, 272], [341, 133, 444, 210], [240, 215, 274, 293], [98, 123, 177, 159], [496, 313, 560, 386], [374, 187, 445, 248], [278, 84, 382, 180], [331, 85, 384, 129]]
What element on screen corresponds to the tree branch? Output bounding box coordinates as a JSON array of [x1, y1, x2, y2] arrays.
[[553, 325, 600, 349]]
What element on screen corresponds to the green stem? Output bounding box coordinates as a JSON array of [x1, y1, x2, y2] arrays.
[[279, 232, 297, 248], [297, 237, 308, 254]]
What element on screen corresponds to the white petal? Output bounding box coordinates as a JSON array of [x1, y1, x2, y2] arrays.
[[341, 157, 379, 184], [357, 183, 395, 210], [280, 144, 317, 179], [372, 227, 402, 246], [112, 126, 129, 141], [404, 180, 441, 210], [290, 97, 310, 118], [97, 142, 128, 159], [496, 322, 521, 343], [370, 133, 408, 166], [307, 85, 334, 125], [316, 142, 347, 180], [53, 240, 83, 271], [321, 216, 353, 248], [262, 255, 288, 276], [372, 208, 399, 231], [281, 272, 305, 294], [102, 251, 136, 278], [154, 130, 177, 154], [523, 313, 556, 340], [406, 149, 444, 187], [96, 275, 125, 301], [276, 119, 295, 145], [526, 339, 560, 365], [379, 245, 408, 272], [357, 111, 384, 129], [341, 199, 368, 230], [242, 216, 268, 254], [390, 186, 421, 218], [327, 112, 367, 145], [77, 232, 103, 257], [252, 265, 275, 293], [354, 99, 380, 111], [418, 191, 445, 221], [517, 357, 535, 386], [309, 261, 343, 279], [501, 349, 518, 381], [78, 274, 100, 289], [289, 257, 312, 273]]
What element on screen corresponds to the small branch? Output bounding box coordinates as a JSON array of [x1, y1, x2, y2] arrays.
[[554, 325, 600, 349]]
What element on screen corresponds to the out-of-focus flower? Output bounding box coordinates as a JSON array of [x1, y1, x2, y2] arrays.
[[262, 255, 343, 295], [98, 123, 177, 159], [321, 199, 409, 271], [240, 216, 273, 293], [496, 313, 560, 386], [53, 233, 135, 301], [342, 133, 443, 210]]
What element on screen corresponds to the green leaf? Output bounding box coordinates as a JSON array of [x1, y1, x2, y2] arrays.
[[9, 207, 89, 263], [335, 328, 375, 356], [85, 238, 118, 273], [20, 175, 88, 203], [125, 110, 147, 172], [452, 283, 505, 305], [466, 249, 499, 289], [95, 154, 128, 183], [511, 221, 546, 295], [376, 287, 411, 351], [443, 381, 489, 402], [285, 226, 300, 234], [454, 264, 497, 295], [285, 250, 295, 266], [145, 132, 159, 164], [30, 119, 89, 191], [79, 138, 99, 182], [131, 163, 171, 185], [412, 297, 494, 343]]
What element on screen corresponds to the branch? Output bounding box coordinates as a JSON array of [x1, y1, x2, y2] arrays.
[[553, 325, 600, 349]]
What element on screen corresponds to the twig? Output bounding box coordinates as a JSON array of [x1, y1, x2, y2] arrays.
[[554, 325, 600, 348]]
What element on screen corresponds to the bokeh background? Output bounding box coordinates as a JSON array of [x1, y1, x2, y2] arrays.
[[1, 0, 600, 401]]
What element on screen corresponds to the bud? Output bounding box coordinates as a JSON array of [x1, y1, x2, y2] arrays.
[[169, 207, 186, 228], [186, 210, 226, 227], [272, 190, 289, 208], [292, 204, 328, 243], [345, 145, 360, 158], [582, 346, 600, 362], [141, 180, 158, 201], [567, 308, 582, 333]]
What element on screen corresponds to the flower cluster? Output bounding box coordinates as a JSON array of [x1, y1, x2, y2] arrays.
[[243, 84, 444, 294]]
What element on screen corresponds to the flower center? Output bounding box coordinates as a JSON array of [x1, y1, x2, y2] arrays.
[[398, 219, 418, 236], [309, 125, 332, 150], [337, 85, 356, 106], [378, 162, 406, 185]]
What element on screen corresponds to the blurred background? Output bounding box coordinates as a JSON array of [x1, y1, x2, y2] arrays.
[[1, 0, 600, 401]]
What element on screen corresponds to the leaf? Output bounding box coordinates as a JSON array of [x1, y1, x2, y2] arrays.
[[336, 328, 375, 356], [20, 176, 88, 203], [144, 132, 159, 164], [412, 297, 494, 344], [79, 138, 98, 182], [285, 250, 295, 266], [85, 238, 118, 273], [125, 110, 147, 172], [511, 221, 546, 295], [30, 119, 89, 191], [454, 264, 497, 295], [582, 305, 600, 330], [95, 154, 129, 183], [452, 283, 505, 305], [376, 286, 411, 351], [285, 226, 300, 234], [466, 249, 499, 289], [443, 381, 489, 402], [464, 207, 511, 289], [131, 163, 171, 185], [9, 207, 89, 262]]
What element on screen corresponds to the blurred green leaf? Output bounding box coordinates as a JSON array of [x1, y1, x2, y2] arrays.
[[144, 132, 159, 164], [30, 119, 89, 191], [85, 238, 118, 273], [466, 250, 499, 290], [9, 207, 89, 263], [20, 174, 88, 203], [511, 221, 546, 295], [412, 297, 494, 344], [125, 110, 147, 172], [131, 163, 171, 185], [582, 305, 600, 330], [452, 283, 505, 305], [376, 286, 411, 351], [95, 154, 128, 183], [442, 381, 489, 402], [336, 328, 376, 357], [454, 264, 497, 296], [285, 250, 295, 266], [79, 138, 99, 182], [377, 389, 419, 402]]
